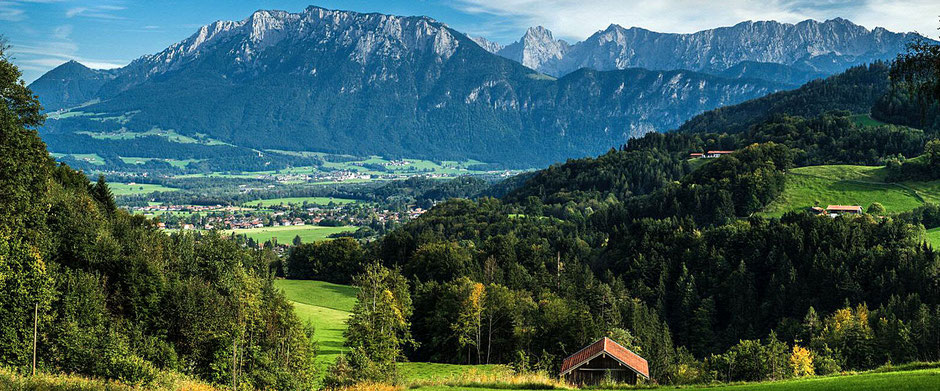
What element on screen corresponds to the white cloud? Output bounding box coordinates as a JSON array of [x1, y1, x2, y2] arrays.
[[53, 24, 72, 40], [66, 4, 126, 20], [454, 0, 940, 41], [0, 3, 26, 21]]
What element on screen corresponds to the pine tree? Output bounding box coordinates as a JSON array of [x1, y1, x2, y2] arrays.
[[91, 175, 117, 214]]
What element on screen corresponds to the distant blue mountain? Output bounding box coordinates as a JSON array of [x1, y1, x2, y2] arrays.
[[32, 7, 916, 166]]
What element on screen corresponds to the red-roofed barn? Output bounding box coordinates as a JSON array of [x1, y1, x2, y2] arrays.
[[559, 337, 650, 385]]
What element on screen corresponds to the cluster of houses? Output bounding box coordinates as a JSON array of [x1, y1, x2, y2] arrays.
[[134, 204, 228, 214], [140, 201, 430, 233]]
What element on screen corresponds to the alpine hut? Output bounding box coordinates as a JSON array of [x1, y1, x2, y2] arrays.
[[559, 337, 650, 386]]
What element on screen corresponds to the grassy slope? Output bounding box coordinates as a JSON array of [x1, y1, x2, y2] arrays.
[[274, 280, 356, 368], [274, 279, 502, 383], [222, 225, 356, 243], [762, 165, 940, 217], [925, 227, 940, 248]]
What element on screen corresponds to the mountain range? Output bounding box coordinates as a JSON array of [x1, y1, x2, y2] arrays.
[[28, 6, 928, 167], [476, 18, 918, 85]]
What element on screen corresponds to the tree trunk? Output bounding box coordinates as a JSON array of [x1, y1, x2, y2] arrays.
[[486, 314, 493, 364]]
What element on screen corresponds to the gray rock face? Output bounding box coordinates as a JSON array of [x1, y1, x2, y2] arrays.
[[494, 19, 924, 83], [97, 6, 462, 96], [497, 26, 571, 73], [471, 36, 503, 53]]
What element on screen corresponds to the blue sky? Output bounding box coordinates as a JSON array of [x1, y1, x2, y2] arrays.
[[2, 0, 938, 83]]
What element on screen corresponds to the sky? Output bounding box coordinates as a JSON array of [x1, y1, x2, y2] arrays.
[[2, 0, 938, 83]]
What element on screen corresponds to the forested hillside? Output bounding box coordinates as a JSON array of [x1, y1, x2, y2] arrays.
[[0, 47, 316, 389], [676, 62, 892, 134], [272, 38, 940, 389]]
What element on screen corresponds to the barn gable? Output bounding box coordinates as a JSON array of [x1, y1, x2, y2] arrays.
[[559, 337, 650, 381]]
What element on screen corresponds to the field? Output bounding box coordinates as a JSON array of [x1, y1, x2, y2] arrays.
[[4, 364, 936, 391], [849, 113, 888, 127], [925, 227, 940, 248], [275, 279, 507, 383], [119, 156, 202, 168], [109, 182, 180, 196], [274, 280, 357, 366], [408, 367, 940, 390], [243, 196, 359, 207], [222, 225, 356, 243], [761, 165, 940, 217]]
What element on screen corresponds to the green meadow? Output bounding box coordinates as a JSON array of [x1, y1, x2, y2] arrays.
[[243, 196, 358, 207], [274, 279, 506, 383], [222, 225, 356, 244], [109, 182, 180, 196], [761, 165, 940, 216], [273, 279, 356, 367]]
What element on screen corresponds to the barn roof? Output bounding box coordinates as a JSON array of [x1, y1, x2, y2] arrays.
[[559, 337, 650, 379], [826, 205, 862, 212]]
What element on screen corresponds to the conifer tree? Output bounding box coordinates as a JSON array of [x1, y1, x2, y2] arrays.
[[91, 175, 117, 214]]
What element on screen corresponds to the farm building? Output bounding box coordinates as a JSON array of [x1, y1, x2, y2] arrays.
[[704, 150, 734, 158], [559, 337, 650, 386], [826, 205, 863, 215], [689, 151, 734, 159]]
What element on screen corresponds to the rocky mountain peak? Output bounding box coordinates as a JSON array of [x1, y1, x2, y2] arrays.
[[496, 25, 569, 73], [485, 18, 927, 80], [471, 36, 503, 53]]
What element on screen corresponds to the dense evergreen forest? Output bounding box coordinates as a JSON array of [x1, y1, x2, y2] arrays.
[[284, 39, 940, 386], [0, 46, 317, 388]]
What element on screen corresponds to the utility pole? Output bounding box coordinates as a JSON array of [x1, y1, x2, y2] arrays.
[[32, 303, 37, 376]]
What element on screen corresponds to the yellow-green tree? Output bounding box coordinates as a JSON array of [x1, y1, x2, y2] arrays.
[[452, 277, 485, 364], [789, 345, 814, 377]]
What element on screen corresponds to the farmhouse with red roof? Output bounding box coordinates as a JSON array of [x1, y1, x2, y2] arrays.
[[559, 337, 650, 385]]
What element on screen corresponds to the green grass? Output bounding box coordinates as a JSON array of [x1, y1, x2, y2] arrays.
[[412, 367, 940, 390], [274, 280, 357, 312], [400, 362, 511, 383], [109, 182, 180, 196], [274, 280, 357, 369], [222, 225, 356, 244], [762, 165, 926, 217], [850, 114, 888, 127], [119, 157, 202, 168], [0, 366, 218, 390], [243, 196, 358, 207], [274, 280, 503, 382], [925, 227, 940, 248], [77, 127, 231, 146]]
